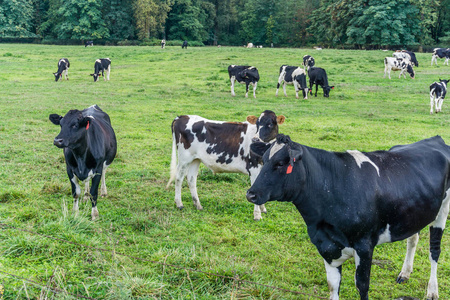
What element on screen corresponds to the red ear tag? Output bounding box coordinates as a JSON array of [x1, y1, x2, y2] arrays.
[[286, 164, 293, 174], [86, 120, 90, 130]]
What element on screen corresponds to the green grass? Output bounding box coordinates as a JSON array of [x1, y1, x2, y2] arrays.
[[1, 44, 450, 299]]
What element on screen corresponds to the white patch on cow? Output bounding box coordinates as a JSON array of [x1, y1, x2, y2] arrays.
[[269, 143, 285, 159], [346, 150, 380, 177], [95, 59, 101, 63], [71, 176, 81, 197], [324, 260, 341, 300], [427, 255, 439, 299], [376, 224, 391, 245], [101, 161, 109, 197]]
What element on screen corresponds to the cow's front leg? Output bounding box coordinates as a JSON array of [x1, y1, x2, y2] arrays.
[[69, 173, 81, 216], [397, 233, 419, 283], [230, 77, 236, 96], [283, 82, 288, 97], [252, 82, 257, 98], [187, 159, 203, 210], [309, 80, 313, 95], [89, 174, 102, 220], [430, 95, 436, 114], [324, 261, 342, 300], [101, 163, 109, 197], [245, 82, 249, 98], [276, 81, 280, 96], [437, 97, 444, 113], [354, 246, 374, 300], [315, 84, 318, 97]]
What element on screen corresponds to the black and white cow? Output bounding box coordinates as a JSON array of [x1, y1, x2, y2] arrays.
[[384, 57, 415, 79], [53, 58, 70, 81], [166, 111, 285, 220], [247, 134, 450, 300], [161, 39, 166, 49], [49, 105, 117, 220], [307, 67, 334, 97], [430, 79, 449, 114], [302, 55, 315, 70], [228, 65, 260, 98], [276, 65, 308, 99], [90, 58, 111, 82], [182, 40, 188, 49], [431, 48, 450, 66], [393, 50, 419, 67], [85, 41, 93, 47]]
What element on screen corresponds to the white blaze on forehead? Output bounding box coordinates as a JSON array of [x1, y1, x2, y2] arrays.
[[269, 143, 285, 159], [347, 150, 380, 177]]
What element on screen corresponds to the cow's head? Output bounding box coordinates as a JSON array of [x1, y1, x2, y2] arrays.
[[241, 68, 260, 82], [323, 85, 335, 97], [247, 110, 285, 143], [90, 73, 100, 82], [49, 110, 90, 148], [439, 78, 450, 85], [406, 64, 415, 79], [246, 134, 303, 205], [294, 74, 309, 99], [53, 72, 61, 81]]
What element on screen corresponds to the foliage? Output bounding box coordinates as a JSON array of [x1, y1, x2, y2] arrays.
[[133, 0, 172, 40], [0, 0, 37, 37]]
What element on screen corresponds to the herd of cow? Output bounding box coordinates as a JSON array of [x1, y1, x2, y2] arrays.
[[47, 48, 450, 300], [53, 58, 111, 82]]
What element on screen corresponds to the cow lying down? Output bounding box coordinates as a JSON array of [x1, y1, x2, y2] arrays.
[[167, 111, 285, 220], [247, 134, 450, 300]]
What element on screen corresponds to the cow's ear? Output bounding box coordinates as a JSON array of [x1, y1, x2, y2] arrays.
[[247, 115, 258, 124], [79, 117, 89, 128], [250, 142, 271, 158], [49, 114, 62, 125], [289, 147, 303, 163], [439, 78, 442, 82], [277, 115, 285, 125], [90, 74, 94, 76]]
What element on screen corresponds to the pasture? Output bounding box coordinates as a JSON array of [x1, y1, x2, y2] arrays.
[[1, 43, 450, 299]]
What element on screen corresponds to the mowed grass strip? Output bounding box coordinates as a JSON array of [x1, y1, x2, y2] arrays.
[[0, 44, 449, 299]]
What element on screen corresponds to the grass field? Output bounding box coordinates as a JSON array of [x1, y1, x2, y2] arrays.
[[1, 43, 450, 299]]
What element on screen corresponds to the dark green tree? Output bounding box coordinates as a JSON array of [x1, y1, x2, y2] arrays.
[[105, 0, 135, 40], [0, 0, 37, 37], [133, 0, 172, 40]]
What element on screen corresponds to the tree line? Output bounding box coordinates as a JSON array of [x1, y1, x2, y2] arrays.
[[1, 0, 450, 48]]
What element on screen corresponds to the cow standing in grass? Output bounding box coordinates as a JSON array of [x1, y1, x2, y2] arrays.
[[384, 57, 415, 79], [53, 58, 70, 81], [276, 65, 308, 99], [228, 65, 260, 98], [90, 58, 111, 82], [393, 50, 418, 67], [430, 79, 449, 114], [49, 105, 117, 220], [308, 67, 334, 97], [431, 48, 450, 66]]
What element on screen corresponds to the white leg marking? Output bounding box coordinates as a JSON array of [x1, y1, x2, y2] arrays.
[[253, 82, 257, 98], [231, 77, 236, 96], [187, 159, 202, 210], [398, 233, 419, 282], [101, 162, 109, 197], [324, 260, 341, 300], [91, 207, 99, 220]]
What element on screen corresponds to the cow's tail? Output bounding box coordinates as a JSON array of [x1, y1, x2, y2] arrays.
[[166, 120, 178, 189]]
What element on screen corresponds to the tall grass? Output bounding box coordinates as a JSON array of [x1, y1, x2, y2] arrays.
[[0, 44, 449, 299]]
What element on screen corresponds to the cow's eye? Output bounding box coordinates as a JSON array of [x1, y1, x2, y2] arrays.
[[276, 161, 284, 168], [71, 123, 78, 129]]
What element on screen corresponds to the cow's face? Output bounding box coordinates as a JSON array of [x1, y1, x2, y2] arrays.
[[246, 134, 303, 205], [247, 110, 285, 142], [406, 64, 415, 79], [49, 110, 89, 149], [90, 73, 99, 82], [323, 85, 334, 97], [53, 72, 61, 81]]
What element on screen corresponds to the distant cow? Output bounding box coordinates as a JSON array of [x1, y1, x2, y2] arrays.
[[182, 41, 188, 49], [276, 65, 308, 99], [384, 57, 415, 79], [430, 79, 449, 114], [90, 58, 111, 82], [247, 134, 450, 300], [393, 50, 418, 67], [166, 111, 285, 220], [246, 42, 254, 48], [302, 55, 315, 70], [307, 67, 334, 97], [161, 39, 166, 49], [49, 105, 117, 220], [228, 65, 260, 98], [53, 58, 70, 81], [431, 48, 450, 66], [85, 41, 93, 47]]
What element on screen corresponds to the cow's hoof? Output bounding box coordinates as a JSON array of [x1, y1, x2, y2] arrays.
[[396, 276, 408, 284], [178, 206, 184, 210]]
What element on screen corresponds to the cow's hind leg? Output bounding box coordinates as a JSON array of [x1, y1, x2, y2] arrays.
[[426, 189, 450, 300], [430, 93, 436, 114], [69, 174, 81, 216], [354, 247, 374, 300], [397, 233, 419, 283], [187, 159, 203, 210], [89, 174, 102, 220], [252, 82, 257, 98], [174, 161, 190, 210], [100, 163, 109, 197]]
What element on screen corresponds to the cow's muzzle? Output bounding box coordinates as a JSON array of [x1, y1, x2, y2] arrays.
[[246, 190, 257, 204], [53, 138, 65, 148]]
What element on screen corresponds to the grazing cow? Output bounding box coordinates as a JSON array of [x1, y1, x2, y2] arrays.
[[53, 58, 70, 81], [166, 111, 285, 220], [384, 57, 415, 79], [430, 79, 449, 114], [228, 65, 260, 98], [161, 39, 166, 49], [182, 40, 188, 49], [302, 55, 315, 70], [393, 50, 419, 67], [276, 65, 308, 99], [247, 134, 450, 300], [307, 67, 334, 97], [90, 58, 111, 82], [246, 42, 254, 48], [431, 48, 450, 66], [49, 105, 117, 220], [85, 41, 93, 47]]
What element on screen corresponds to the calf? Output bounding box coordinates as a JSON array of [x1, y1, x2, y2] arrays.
[[53, 58, 70, 81], [182, 41, 188, 49], [90, 58, 111, 82], [276, 65, 308, 99], [247, 134, 450, 300], [384, 57, 415, 79], [430, 79, 449, 114], [393, 50, 418, 67], [302, 55, 315, 70], [307, 67, 334, 97], [228, 65, 260, 98], [49, 105, 117, 220], [85, 41, 93, 47], [166, 111, 285, 220], [431, 48, 450, 66]]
